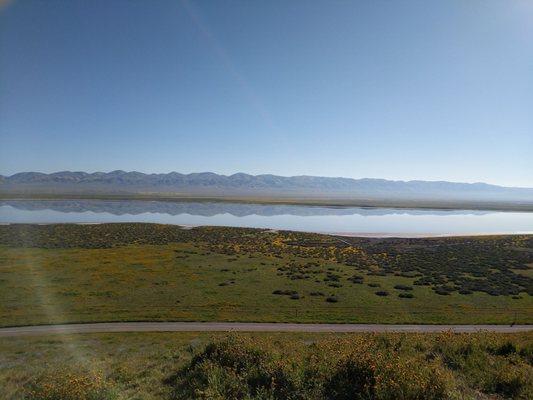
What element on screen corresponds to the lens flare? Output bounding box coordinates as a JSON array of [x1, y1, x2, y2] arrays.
[[180, 0, 276, 131], [20, 247, 93, 369]]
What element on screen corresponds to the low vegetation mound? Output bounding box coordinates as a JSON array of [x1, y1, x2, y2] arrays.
[[166, 333, 533, 400]]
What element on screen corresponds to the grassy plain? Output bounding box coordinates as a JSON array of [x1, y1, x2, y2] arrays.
[[0, 224, 531, 326], [0, 331, 531, 399]]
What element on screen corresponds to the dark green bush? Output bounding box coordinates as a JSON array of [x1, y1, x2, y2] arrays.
[[485, 362, 531, 398], [399, 292, 414, 299], [394, 285, 413, 291], [324, 358, 376, 399], [272, 289, 297, 296], [493, 341, 518, 356]]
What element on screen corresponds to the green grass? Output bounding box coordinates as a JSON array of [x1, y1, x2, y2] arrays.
[[0, 224, 531, 398], [0, 331, 531, 399], [0, 224, 531, 326]]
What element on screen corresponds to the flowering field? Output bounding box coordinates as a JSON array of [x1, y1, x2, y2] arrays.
[[0, 224, 531, 326]]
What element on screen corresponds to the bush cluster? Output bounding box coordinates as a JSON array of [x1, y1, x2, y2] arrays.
[[168, 336, 451, 400], [19, 333, 532, 400], [394, 284, 413, 291], [272, 289, 298, 297], [399, 292, 414, 299], [168, 333, 532, 399]]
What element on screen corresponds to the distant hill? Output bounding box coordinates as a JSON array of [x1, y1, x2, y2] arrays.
[[1, 170, 532, 205]]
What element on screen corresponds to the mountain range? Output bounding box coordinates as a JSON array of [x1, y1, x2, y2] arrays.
[[1, 171, 532, 205]]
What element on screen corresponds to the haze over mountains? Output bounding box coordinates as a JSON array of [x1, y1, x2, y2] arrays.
[[1, 171, 532, 207]]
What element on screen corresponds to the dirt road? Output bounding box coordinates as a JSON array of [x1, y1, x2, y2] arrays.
[[0, 322, 531, 337]]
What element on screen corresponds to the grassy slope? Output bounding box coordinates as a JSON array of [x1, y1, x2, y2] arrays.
[[0, 331, 531, 400], [0, 224, 531, 326]]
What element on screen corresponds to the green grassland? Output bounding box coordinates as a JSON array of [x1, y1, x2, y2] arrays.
[[0, 224, 531, 326], [1, 331, 532, 399]]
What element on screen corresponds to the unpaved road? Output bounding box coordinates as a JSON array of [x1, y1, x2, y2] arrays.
[[0, 322, 531, 337]]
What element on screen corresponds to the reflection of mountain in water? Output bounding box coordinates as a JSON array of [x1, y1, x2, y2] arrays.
[[0, 200, 490, 218]]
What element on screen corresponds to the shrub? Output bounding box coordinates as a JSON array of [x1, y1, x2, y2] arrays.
[[375, 291, 389, 297], [272, 289, 297, 296], [324, 357, 376, 399], [167, 337, 302, 400], [484, 361, 532, 398], [168, 336, 454, 400], [348, 275, 364, 284], [326, 296, 339, 303], [493, 341, 518, 356], [394, 284, 413, 291], [399, 292, 414, 299], [290, 293, 300, 300], [324, 273, 340, 282]]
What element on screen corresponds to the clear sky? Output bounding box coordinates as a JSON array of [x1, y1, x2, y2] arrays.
[[0, 1, 532, 187]]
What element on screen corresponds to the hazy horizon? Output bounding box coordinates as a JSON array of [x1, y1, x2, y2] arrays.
[[1, 1, 532, 186]]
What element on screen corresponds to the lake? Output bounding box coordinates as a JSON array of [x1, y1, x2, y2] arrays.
[[0, 199, 532, 237]]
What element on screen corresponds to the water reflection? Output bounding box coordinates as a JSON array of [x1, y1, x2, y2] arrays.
[[0, 199, 488, 217], [1, 200, 531, 237]]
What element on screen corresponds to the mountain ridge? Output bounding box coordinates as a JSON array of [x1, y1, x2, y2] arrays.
[[0, 170, 530, 189], [1, 171, 532, 204]]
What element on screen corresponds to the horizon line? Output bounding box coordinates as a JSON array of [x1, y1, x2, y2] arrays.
[[1, 169, 532, 190]]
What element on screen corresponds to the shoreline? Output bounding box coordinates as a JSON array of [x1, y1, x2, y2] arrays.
[[1, 193, 533, 212], [0, 221, 532, 239]]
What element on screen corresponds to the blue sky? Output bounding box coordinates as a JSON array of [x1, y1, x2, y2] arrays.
[[1, 1, 532, 187]]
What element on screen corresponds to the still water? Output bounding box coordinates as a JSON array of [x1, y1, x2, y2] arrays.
[[1, 200, 532, 237]]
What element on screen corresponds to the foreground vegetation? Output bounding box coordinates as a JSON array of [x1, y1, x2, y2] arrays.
[[0, 331, 531, 399], [0, 224, 531, 326]]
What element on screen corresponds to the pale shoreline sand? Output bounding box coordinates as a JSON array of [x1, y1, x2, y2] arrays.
[[326, 231, 533, 238]]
